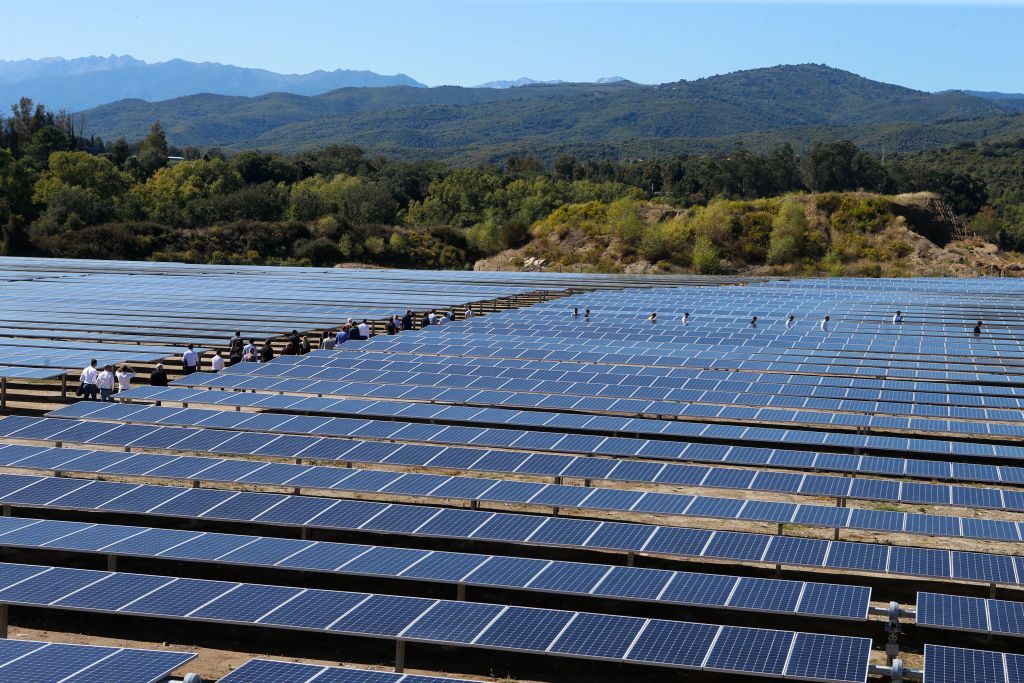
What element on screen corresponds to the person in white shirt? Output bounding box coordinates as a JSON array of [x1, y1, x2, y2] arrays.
[[80, 359, 99, 400], [210, 351, 225, 373], [182, 344, 199, 375], [648, 312, 658, 323], [892, 311, 904, 324], [357, 320, 371, 338], [115, 365, 136, 402], [464, 307, 474, 319], [682, 312, 689, 326], [438, 312, 449, 325], [785, 314, 796, 331], [243, 339, 258, 361], [427, 310, 438, 325], [96, 365, 116, 402], [820, 315, 830, 332]]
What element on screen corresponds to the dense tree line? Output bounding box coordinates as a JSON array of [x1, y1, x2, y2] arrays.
[[1, 97, 1022, 270]]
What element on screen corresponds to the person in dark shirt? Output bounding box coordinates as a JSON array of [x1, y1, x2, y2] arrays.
[[299, 336, 311, 354], [260, 340, 274, 362], [750, 316, 758, 328], [974, 320, 983, 336], [386, 319, 398, 335], [421, 313, 431, 328], [229, 332, 243, 357], [288, 330, 301, 349], [149, 363, 169, 387], [402, 310, 413, 330]]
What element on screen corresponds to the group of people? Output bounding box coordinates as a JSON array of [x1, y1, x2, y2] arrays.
[[78, 360, 138, 401], [78, 304, 490, 402]]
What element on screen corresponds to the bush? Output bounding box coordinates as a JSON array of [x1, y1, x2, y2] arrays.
[[691, 235, 721, 274]]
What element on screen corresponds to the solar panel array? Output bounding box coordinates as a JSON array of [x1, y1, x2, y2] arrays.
[[0, 561, 871, 682], [6, 267, 1024, 681], [0, 638, 195, 682], [220, 659, 478, 683]]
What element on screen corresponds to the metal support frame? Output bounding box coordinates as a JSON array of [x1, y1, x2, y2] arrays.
[[0, 605, 7, 638], [394, 640, 406, 673]]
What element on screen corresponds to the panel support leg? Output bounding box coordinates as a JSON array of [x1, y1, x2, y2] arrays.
[[1, 505, 9, 517], [300, 527, 309, 541], [61, 373, 68, 399], [626, 551, 635, 567], [394, 640, 406, 673], [0, 605, 7, 638], [107, 555, 117, 572], [456, 583, 466, 601], [777, 523, 784, 536], [833, 527, 840, 541]]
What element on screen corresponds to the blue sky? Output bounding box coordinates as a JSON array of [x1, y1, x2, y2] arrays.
[[4, 1, 1023, 91]]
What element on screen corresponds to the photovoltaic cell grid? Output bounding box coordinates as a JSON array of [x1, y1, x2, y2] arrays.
[[917, 592, 1024, 639], [47, 397, 1024, 510], [923, 644, 1024, 683], [220, 659, 475, 683], [0, 515, 871, 621], [0, 561, 871, 682], [0, 473, 1020, 588], [0, 426, 1015, 544], [0, 637, 195, 682], [0, 419, 1015, 540]]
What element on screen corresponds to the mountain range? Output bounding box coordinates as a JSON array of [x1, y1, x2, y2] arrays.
[[476, 76, 627, 89], [64, 64, 1024, 163], [0, 56, 424, 112]]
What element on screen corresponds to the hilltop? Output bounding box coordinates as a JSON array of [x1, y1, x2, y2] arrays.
[[71, 64, 1024, 161]]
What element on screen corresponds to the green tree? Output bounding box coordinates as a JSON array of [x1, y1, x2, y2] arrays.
[[134, 158, 243, 226], [137, 121, 169, 175]]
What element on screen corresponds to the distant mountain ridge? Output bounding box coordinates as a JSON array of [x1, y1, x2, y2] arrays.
[[0, 55, 425, 111], [475, 76, 627, 89]]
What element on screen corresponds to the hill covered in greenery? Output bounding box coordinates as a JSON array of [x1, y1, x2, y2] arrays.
[[74, 64, 1024, 162]]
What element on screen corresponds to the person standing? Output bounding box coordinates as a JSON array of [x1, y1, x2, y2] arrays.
[[464, 307, 474, 319], [96, 365, 115, 402], [584, 308, 590, 320], [149, 363, 168, 387], [229, 332, 243, 358], [358, 319, 371, 338], [682, 312, 689, 326], [182, 344, 199, 375], [260, 340, 274, 362], [785, 314, 796, 331], [892, 311, 904, 324], [115, 365, 136, 401], [648, 312, 658, 323], [386, 318, 398, 335], [820, 315, 830, 332], [573, 307, 580, 318], [321, 333, 337, 350], [336, 326, 350, 346], [750, 316, 758, 328], [210, 350, 225, 373], [973, 320, 983, 336], [401, 310, 414, 330], [80, 359, 99, 400], [428, 310, 438, 325], [299, 336, 311, 354], [243, 339, 258, 362]]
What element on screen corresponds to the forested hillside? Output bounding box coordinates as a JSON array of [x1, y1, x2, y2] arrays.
[[74, 65, 1024, 161], [3, 95, 1024, 276]]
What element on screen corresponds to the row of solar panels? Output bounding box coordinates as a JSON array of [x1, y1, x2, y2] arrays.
[[430, 322, 1024, 364], [924, 644, 1024, 683], [3, 422, 1018, 543], [230, 350, 1024, 411], [0, 637, 194, 682], [220, 659, 474, 683], [0, 473, 1019, 587], [171, 368, 1024, 438], [354, 338, 1014, 383], [0, 561, 872, 682], [917, 591, 1024, 639], [29, 403, 1024, 509], [272, 349, 1024, 400], [106, 384, 1024, 464], [0, 515, 871, 620], [0, 366, 66, 380], [43, 397, 1024, 484], [33, 402, 1024, 512]]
